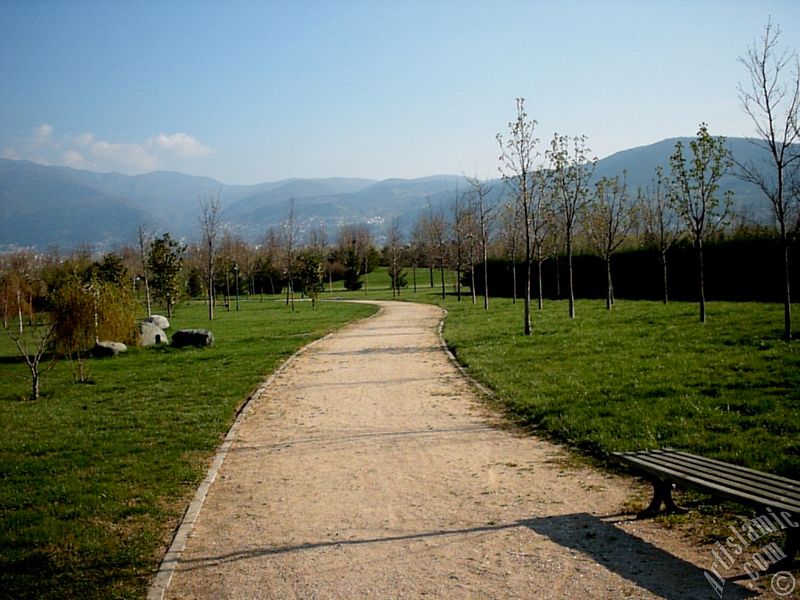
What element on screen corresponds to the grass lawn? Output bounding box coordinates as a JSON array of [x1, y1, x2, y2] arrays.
[[334, 267, 800, 477], [0, 299, 377, 600], [437, 296, 800, 478]]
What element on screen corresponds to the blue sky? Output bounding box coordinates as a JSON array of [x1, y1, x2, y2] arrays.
[[1, 0, 799, 184]]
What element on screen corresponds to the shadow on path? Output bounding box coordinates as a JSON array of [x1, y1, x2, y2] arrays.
[[177, 512, 756, 599]]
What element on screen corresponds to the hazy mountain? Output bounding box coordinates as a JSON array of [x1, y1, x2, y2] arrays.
[[0, 137, 789, 250]]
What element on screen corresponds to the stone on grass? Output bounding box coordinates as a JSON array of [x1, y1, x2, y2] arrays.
[[139, 321, 168, 346], [93, 341, 127, 357], [172, 329, 214, 348], [146, 314, 170, 330]]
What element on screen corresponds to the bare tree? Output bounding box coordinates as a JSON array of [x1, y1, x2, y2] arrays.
[[738, 19, 800, 340], [669, 123, 733, 323], [384, 217, 405, 297], [136, 224, 153, 316], [497, 98, 545, 335], [639, 167, 681, 304], [450, 191, 469, 302], [548, 133, 597, 319], [585, 173, 637, 310], [425, 203, 449, 300], [466, 176, 496, 309], [498, 201, 521, 304], [1, 256, 53, 401], [199, 191, 222, 320], [282, 199, 299, 311]]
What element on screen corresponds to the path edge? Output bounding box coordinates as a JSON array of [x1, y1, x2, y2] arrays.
[[436, 307, 495, 401], [146, 304, 385, 600]]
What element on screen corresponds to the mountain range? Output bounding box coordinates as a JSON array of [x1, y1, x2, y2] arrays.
[[0, 137, 785, 251]]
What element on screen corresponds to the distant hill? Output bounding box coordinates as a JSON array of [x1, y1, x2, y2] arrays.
[[0, 137, 788, 250]]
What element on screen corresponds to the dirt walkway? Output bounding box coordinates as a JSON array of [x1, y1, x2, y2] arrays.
[[159, 301, 759, 599]]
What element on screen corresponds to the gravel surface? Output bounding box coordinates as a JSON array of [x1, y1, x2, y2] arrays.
[[161, 301, 763, 599]]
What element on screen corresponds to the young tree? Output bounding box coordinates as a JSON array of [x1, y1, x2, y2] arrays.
[[136, 224, 153, 317], [295, 249, 325, 308], [498, 201, 521, 304], [147, 233, 185, 319], [497, 98, 545, 334], [199, 192, 222, 320], [384, 217, 406, 298], [1, 257, 53, 401], [669, 123, 733, 322], [94, 252, 128, 287], [450, 191, 468, 302], [548, 133, 597, 319], [282, 199, 299, 311], [466, 176, 496, 310], [585, 173, 637, 310], [638, 167, 680, 304], [738, 20, 800, 340]]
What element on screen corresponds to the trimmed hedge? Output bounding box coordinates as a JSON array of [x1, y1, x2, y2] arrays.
[[473, 235, 800, 302]]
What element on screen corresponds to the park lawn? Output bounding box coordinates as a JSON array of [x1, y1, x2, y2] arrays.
[[438, 296, 800, 478], [0, 299, 377, 600]]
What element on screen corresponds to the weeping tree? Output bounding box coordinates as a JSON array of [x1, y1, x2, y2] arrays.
[[669, 123, 733, 323], [50, 277, 137, 383]]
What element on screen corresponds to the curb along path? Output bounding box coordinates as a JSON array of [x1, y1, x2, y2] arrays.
[[158, 301, 754, 599]]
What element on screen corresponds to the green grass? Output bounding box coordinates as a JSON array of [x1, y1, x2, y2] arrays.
[[436, 296, 800, 478], [0, 299, 377, 600]]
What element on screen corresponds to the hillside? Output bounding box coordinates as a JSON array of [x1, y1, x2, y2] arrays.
[[0, 137, 787, 250]]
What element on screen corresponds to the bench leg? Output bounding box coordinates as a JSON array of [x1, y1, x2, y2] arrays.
[[771, 517, 799, 571], [637, 479, 688, 519]]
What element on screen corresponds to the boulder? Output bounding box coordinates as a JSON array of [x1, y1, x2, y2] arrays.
[[93, 341, 127, 357], [139, 321, 167, 346], [172, 329, 214, 348], [145, 314, 170, 330]]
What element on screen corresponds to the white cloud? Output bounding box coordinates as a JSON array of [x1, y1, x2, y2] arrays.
[[149, 132, 212, 157], [1, 125, 214, 174], [34, 123, 54, 142]]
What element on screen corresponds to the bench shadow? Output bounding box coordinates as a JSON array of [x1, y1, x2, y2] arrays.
[[521, 512, 758, 599], [175, 512, 757, 598]]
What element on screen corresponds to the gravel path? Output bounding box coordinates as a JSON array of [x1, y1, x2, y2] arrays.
[[158, 301, 759, 599]]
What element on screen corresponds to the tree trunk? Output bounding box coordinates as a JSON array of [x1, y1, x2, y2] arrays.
[[30, 366, 40, 401], [511, 251, 517, 305], [412, 264, 417, 293], [782, 235, 792, 341], [524, 259, 532, 336], [606, 257, 613, 310], [697, 240, 706, 323], [661, 250, 669, 305], [537, 257, 543, 311], [555, 255, 561, 299], [440, 266, 446, 300], [482, 242, 489, 311], [207, 274, 214, 320], [470, 263, 476, 305], [429, 266, 434, 288], [567, 234, 576, 319]]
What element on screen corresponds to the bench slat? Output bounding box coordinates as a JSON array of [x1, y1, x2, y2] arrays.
[[612, 451, 800, 514], [662, 449, 799, 490], [636, 451, 800, 501]]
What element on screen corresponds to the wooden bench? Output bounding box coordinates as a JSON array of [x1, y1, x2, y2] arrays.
[[612, 448, 800, 565]]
